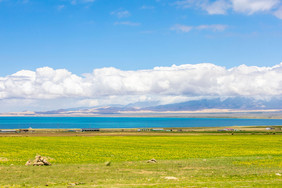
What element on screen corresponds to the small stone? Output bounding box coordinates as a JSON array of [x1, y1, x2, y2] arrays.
[[147, 158, 157, 163], [35, 155, 41, 161], [26, 155, 51, 166], [33, 162, 44, 166], [25, 160, 31, 166], [164, 176, 178, 180], [275, 173, 281, 176], [43, 159, 51, 166], [105, 161, 111, 166]]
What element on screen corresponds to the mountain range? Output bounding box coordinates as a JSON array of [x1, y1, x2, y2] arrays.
[[2, 97, 282, 116]]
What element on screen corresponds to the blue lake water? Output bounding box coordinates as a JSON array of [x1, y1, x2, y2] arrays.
[[0, 117, 282, 129]]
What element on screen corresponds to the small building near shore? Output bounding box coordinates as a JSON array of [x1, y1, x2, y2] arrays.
[[19, 127, 34, 133], [81, 128, 100, 132], [19, 129, 29, 133], [67, 130, 77, 132], [0, 129, 17, 133], [218, 128, 240, 132]]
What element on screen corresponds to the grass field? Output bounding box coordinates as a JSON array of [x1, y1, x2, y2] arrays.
[[0, 134, 281, 187]]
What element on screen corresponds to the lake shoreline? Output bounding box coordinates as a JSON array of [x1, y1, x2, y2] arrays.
[[1, 125, 281, 137], [1, 109, 282, 119]]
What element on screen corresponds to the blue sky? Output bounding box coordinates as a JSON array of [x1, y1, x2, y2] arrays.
[[0, 0, 281, 76], [0, 0, 282, 112]]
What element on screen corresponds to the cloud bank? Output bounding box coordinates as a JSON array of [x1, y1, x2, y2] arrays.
[[171, 24, 227, 32], [111, 10, 131, 18], [175, 0, 282, 19], [1, 63, 282, 103]]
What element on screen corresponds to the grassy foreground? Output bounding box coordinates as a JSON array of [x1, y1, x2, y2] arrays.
[[0, 134, 281, 187]]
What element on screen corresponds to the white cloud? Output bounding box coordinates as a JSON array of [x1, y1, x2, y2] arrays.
[[231, 0, 280, 14], [196, 24, 228, 31], [175, 0, 231, 14], [171, 24, 193, 32], [2, 63, 282, 112], [0, 67, 85, 99], [175, 0, 282, 17], [141, 5, 155, 10], [174, 0, 198, 9], [274, 6, 282, 19], [114, 21, 141, 26], [111, 10, 131, 18], [1, 63, 282, 103], [171, 24, 227, 32], [205, 0, 231, 14], [57, 5, 65, 11], [71, 0, 95, 5]]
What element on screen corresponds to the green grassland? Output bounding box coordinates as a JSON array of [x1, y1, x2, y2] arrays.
[[0, 134, 281, 187]]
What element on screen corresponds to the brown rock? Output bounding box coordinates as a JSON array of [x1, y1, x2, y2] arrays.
[[33, 161, 44, 166], [147, 158, 157, 163], [26, 155, 51, 166], [43, 159, 51, 166], [25, 160, 31, 166], [35, 155, 41, 160]]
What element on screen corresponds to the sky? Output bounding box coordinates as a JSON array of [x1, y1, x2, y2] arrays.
[[0, 0, 282, 112]]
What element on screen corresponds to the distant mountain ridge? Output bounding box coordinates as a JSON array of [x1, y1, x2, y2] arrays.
[[144, 97, 282, 111], [2, 97, 282, 116], [37, 97, 282, 114]]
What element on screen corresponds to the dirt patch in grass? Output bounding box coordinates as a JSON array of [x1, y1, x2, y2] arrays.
[[133, 170, 155, 175], [0, 157, 9, 162], [182, 166, 211, 170]]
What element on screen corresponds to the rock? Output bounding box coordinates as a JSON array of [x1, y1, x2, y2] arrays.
[[147, 158, 157, 163], [68, 182, 83, 186], [33, 162, 44, 166], [43, 159, 51, 166], [25, 160, 32, 166], [26, 155, 51, 166], [164, 176, 178, 180], [276, 173, 281, 176], [105, 161, 111, 166], [35, 155, 41, 161]]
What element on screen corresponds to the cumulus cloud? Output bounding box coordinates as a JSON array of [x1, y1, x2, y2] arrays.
[[274, 6, 282, 19], [205, 0, 231, 14], [231, 0, 280, 14], [57, 5, 65, 11], [1, 63, 282, 104], [71, 0, 95, 5], [141, 5, 155, 10], [175, 0, 231, 15], [111, 10, 131, 18], [175, 0, 281, 17], [2, 63, 282, 112], [114, 21, 141, 26], [196, 24, 227, 31], [171, 24, 227, 32], [171, 24, 193, 32], [0, 67, 85, 99]]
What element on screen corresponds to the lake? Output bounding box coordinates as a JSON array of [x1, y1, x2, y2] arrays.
[[0, 117, 282, 129]]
